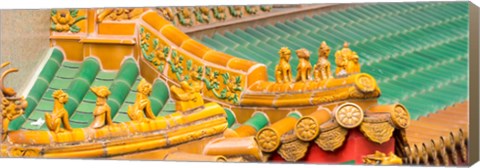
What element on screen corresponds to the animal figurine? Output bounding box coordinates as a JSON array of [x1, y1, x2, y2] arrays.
[[275, 47, 293, 83], [313, 41, 333, 81], [1, 62, 28, 139], [127, 79, 155, 121], [295, 48, 312, 82], [45, 90, 72, 133], [335, 42, 360, 75], [171, 81, 204, 111], [346, 51, 361, 74], [362, 151, 402, 165], [334, 42, 349, 76], [89, 86, 112, 129]]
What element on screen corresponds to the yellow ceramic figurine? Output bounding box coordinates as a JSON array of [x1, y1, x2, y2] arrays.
[[313, 41, 333, 81], [362, 151, 403, 165], [2, 98, 24, 140], [127, 79, 155, 121], [89, 86, 113, 129], [335, 42, 360, 75], [275, 47, 293, 83], [45, 90, 73, 133], [295, 48, 312, 82], [1, 62, 28, 140], [171, 81, 204, 111]]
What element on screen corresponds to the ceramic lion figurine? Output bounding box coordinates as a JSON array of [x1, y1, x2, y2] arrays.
[[275, 47, 293, 83], [295, 48, 312, 82], [313, 41, 333, 81], [127, 79, 155, 121], [45, 90, 72, 133], [89, 86, 112, 129]]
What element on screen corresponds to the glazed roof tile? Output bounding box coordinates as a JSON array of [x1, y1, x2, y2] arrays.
[[11, 54, 172, 131], [201, 2, 468, 120]]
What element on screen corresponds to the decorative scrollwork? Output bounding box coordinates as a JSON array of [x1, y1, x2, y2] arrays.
[[334, 103, 364, 129], [315, 126, 348, 151], [360, 122, 395, 144], [277, 139, 309, 162], [9, 147, 41, 158]]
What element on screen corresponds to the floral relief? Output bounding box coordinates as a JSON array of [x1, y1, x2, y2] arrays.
[[51, 9, 85, 33]]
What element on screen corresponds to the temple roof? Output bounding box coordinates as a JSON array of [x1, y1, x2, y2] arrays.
[[9, 49, 174, 131], [200, 2, 468, 120]]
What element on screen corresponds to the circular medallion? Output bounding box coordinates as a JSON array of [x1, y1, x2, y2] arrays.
[[295, 116, 320, 141], [334, 103, 364, 128], [391, 104, 410, 129], [256, 128, 280, 152], [355, 74, 377, 93]]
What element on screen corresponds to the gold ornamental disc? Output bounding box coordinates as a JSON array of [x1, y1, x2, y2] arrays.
[[334, 103, 364, 129]]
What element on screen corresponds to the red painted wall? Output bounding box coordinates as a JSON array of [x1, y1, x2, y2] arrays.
[[270, 128, 395, 164]]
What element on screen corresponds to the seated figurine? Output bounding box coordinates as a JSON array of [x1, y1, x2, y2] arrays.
[[313, 41, 333, 81], [171, 81, 204, 111], [127, 79, 156, 121], [275, 47, 293, 83], [335, 42, 360, 75], [346, 51, 361, 74], [45, 90, 72, 133], [295, 48, 312, 82], [334, 42, 349, 76], [89, 86, 112, 129]]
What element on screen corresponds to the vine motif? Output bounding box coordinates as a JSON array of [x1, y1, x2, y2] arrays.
[[176, 7, 194, 26], [245, 6, 259, 15], [260, 6, 272, 12], [194, 7, 211, 23], [212, 6, 227, 20], [51, 9, 86, 33], [168, 50, 185, 81], [140, 27, 169, 72], [140, 27, 150, 51], [229, 6, 243, 18], [202, 67, 243, 104]]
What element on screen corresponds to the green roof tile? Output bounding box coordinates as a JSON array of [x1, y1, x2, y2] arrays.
[[201, 2, 468, 120]]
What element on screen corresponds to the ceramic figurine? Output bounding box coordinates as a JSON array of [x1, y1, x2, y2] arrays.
[[171, 81, 204, 111], [313, 41, 333, 81], [89, 86, 112, 129], [127, 79, 155, 121], [275, 47, 293, 83], [45, 90, 72, 133], [295, 48, 312, 82]]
